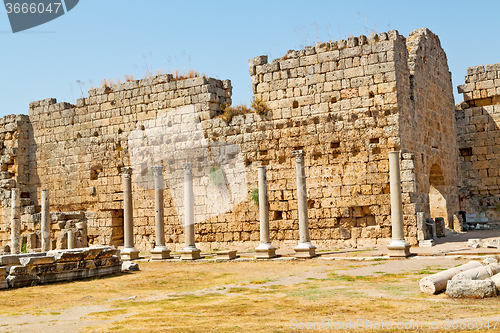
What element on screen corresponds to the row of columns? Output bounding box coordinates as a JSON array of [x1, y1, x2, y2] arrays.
[[120, 150, 320, 260], [8, 150, 408, 257], [119, 150, 410, 260], [10, 189, 50, 254]]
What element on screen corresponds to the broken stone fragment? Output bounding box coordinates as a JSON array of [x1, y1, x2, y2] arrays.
[[446, 279, 496, 298], [483, 256, 499, 265], [484, 238, 500, 249], [491, 273, 500, 291], [122, 261, 139, 272], [467, 239, 483, 248]]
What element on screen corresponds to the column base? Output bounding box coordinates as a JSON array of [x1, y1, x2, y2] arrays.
[[121, 248, 140, 260], [255, 243, 277, 259], [294, 242, 316, 259], [180, 247, 201, 260], [387, 239, 411, 257], [151, 247, 171, 260]]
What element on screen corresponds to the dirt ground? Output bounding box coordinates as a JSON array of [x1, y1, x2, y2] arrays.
[[1, 255, 499, 333], [2, 229, 500, 332]]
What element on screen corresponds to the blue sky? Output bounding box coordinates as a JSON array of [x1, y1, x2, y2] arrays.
[[0, 0, 498, 118]]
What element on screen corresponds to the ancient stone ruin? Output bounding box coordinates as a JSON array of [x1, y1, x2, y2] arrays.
[[420, 257, 500, 298], [0, 27, 497, 255], [0, 246, 122, 289]]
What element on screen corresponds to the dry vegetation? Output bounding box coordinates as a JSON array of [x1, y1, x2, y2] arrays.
[[1, 258, 499, 332], [99, 70, 202, 88], [218, 98, 269, 123]]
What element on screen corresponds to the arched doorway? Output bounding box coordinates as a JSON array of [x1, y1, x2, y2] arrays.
[[429, 164, 448, 222]]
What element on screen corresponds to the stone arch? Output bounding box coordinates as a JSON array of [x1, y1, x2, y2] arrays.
[[428, 163, 448, 222]]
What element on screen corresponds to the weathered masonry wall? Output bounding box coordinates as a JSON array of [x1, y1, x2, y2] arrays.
[[456, 63, 500, 221], [399, 28, 459, 229], [25, 75, 231, 250], [247, 30, 408, 248], [0, 115, 30, 247], [0, 27, 461, 252], [247, 28, 458, 247]]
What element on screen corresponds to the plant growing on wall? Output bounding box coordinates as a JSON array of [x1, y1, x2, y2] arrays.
[[251, 98, 269, 115], [250, 188, 259, 206], [217, 98, 269, 123], [209, 165, 225, 187]]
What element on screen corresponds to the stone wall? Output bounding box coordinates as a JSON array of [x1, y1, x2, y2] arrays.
[[0, 115, 30, 246], [25, 75, 231, 250], [0, 27, 462, 252], [456, 63, 500, 221], [399, 28, 459, 229]]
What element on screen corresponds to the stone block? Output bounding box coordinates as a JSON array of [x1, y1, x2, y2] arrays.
[[467, 239, 483, 248], [0, 267, 7, 289], [216, 250, 237, 260], [122, 261, 140, 272], [446, 279, 496, 298], [435, 217, 446, 237], [19, 256, 55, 266]]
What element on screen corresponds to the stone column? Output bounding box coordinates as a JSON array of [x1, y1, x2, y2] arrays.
[[180, 163, 200, 260], [121, 167, 139, 260], [292, 150, 316, 258], [387, 151, 411, 257], [41, 189, 50, 252], [10, 188, 20, 254], [150, 165, 171, 259], [255, 165, 276, 259], [67, 230, 75, 249]]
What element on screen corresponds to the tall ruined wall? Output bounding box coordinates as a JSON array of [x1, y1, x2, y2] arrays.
[[247, 30, 421, 247], [456, 63, 500, 220], [0, 115, 30, 246], [399, 28, 459, 228]]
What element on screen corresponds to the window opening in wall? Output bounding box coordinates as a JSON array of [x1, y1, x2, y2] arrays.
[[459, 148, 472, 156]]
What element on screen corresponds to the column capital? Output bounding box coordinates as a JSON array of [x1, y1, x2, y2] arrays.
[[292, 149, 305, 163], [121, 167, 133, 178], [150, 165, 163, 177], [181, 162, 193, 175]]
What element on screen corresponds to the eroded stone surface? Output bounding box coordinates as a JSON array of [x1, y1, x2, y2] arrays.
[[446, 279, 497, 298]]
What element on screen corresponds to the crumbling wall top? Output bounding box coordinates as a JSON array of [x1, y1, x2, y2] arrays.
[[458, 63, 500, 106]]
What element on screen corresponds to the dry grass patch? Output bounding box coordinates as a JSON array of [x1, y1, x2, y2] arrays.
[[1, 259, 500, 332]]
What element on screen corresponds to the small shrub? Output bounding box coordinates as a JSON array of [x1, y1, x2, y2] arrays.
[[21, 243, 27, 253], [124, 74, 135, 82], [209, 165, 225, 187], [250, 188, 259, 206], [172, 69, 200, 81], [251, 98, 269, 115], [218, 104, 251, 123]]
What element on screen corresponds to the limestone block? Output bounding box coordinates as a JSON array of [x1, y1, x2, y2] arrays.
[[446, 279, 496, 298], [216, 250, 237, 260], [467, 239, 483, 248], [434, 217, 445, 237], [0, 267, 7, 289], [485, 238, 500, 248], [122, 261, 139, 272]]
